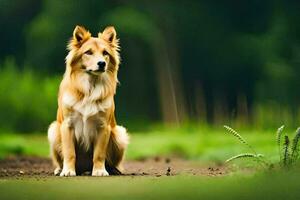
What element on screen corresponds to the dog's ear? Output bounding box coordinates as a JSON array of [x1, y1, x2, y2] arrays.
[[99, 26, 119, 48], [68, 25, 91, 49]]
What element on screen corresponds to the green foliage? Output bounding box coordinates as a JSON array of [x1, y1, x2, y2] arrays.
[[276, 125, 284, 161], [277, 127, 300, 168], [0, 59, 60, 132], [226, 153, 264, 163], [224, 126, 265, 166], [282, 135, 290, 167], [225, 125, 300, 169], [290, 128, 300, 162], [223, 125, 254, 152]]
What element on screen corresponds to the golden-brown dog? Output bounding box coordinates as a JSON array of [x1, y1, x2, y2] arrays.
[[47, 25, 129, 176]]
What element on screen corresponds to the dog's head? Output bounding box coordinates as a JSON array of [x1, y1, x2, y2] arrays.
[[66, 25, 120, 76]]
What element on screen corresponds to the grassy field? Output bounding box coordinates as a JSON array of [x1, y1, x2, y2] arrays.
[[2, 126, 299, 200], [1, 172, 300, 200], [0, 127, 281, 163]]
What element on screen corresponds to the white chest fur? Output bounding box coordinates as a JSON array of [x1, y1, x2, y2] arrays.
[[62, 85, 113, 150], [63, 92, 112, 119]]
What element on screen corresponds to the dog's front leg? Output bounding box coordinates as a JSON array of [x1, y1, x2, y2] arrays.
[[92, 126, 111, 176], [60, 119, 76, 176]]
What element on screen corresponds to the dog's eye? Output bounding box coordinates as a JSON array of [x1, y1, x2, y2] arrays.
[[103, 50, 109, 56], [84, 50, 93, 55]]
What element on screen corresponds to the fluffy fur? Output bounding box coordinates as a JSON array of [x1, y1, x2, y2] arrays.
[[47, 25, 129, 176]]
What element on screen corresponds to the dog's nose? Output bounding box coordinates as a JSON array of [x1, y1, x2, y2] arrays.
[[97, 61, 106, 71]]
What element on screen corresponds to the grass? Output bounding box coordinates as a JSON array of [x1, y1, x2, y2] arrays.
[[1, 172, 300, 200], [0, 127, 299, 200], [0, 127, 279, 164], [0, 133, 48, 158]]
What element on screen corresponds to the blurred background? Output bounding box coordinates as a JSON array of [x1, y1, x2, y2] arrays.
[[1, 0, 300, 134]]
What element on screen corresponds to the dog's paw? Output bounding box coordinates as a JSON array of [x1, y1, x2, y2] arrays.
[[92, 168, 109, 176], [60, 167, 76, 177], [54, 167, 62, 176]]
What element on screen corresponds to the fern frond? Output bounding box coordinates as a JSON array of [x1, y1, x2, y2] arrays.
[[291, 127, 300, 163], [224, 125, 248, 145], [224, 125, 255, 153], [226, 153, 264, 163], [282, 135, 290, 167], [276, 125, 285, 162]]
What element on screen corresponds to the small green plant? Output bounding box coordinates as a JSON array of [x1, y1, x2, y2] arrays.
[[225, 153, 264, 163], [291, 128, 300, 162], [224, 125, 300, 169], [276, 125, 285, 162], [223, 125, 266, 167], [277, 127, 300, 168]]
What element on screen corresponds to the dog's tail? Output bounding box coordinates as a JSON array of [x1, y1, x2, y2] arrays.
[[105, 125, 129, 175]]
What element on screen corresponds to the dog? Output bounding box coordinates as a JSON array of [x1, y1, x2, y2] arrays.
[[47, 25, 129, 176]]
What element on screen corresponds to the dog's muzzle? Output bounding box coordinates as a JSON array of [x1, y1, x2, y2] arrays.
[[86, 61, 106, 74]]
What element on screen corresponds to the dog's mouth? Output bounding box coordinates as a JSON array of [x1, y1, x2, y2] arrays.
[[85, 69, 105, 76], [80, 64, 106, 75]]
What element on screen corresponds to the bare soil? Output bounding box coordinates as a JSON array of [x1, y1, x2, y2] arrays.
[[0, 156, 226, 178]]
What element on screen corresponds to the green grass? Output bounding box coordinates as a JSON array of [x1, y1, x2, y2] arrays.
[[0, 128, 280, 164], [0, 133, 48, 158], [0, 128, 298, 200], [1, 172, 300, 200]]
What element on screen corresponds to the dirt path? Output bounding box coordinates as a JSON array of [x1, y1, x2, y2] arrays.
[[0, 156, 226, 178]]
